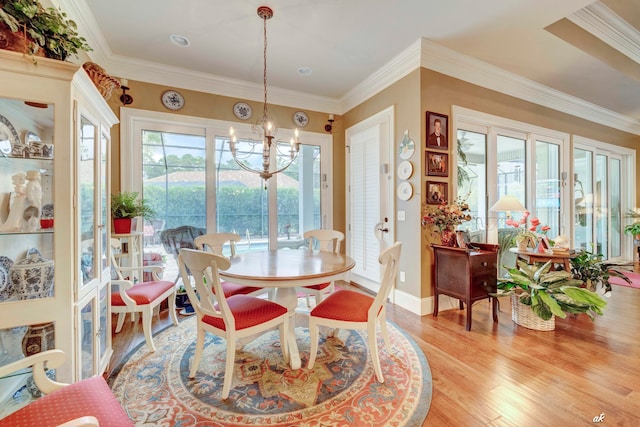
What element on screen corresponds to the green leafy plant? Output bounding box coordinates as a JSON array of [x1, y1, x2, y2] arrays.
[[0, 0, 91, 60], [111, 191, 154, 220], [495, 260, 607, 321], [623, 222, 640, 239], [570, 249, 631, 295]]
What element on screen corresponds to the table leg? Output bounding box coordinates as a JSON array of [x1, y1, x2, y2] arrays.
[[274, 287, 301, 370]]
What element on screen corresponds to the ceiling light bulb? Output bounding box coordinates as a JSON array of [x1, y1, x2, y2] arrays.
[[169, 34, 190, 47], [297, 67, 313, 76]]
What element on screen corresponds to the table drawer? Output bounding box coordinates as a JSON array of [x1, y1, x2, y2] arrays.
[[470, 254, 496, 275], [471, 275, 496, 298]]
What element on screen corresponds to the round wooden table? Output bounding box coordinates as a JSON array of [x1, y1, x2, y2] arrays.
[[220, 250, 355, 369]]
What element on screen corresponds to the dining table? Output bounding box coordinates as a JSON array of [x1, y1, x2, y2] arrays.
[[220, 249, 356, 369]]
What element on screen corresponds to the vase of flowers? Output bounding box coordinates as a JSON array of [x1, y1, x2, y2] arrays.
[[422, 197, 472, 247], [505, 211, 551, 251]]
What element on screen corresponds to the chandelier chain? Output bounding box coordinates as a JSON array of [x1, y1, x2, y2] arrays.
[[263, 12, 268, 122], [227, 6, 300, 184]]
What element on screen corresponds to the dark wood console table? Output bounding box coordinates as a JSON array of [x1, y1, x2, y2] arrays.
[[432, 243, 499, 331]]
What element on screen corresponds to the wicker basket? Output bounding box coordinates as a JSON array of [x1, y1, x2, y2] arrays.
[[82, 62, 121, 100], [510, 294, 555, 331]]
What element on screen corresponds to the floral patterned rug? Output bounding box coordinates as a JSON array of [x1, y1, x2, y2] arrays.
[[108, 316, 431, 426]]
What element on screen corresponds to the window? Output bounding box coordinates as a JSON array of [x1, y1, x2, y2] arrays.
[[453, 106, 633, 262], [573, 137, 630, 259], [120, 109, 332, 273]]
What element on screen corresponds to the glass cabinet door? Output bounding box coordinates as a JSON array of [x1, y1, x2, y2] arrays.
[[79, 116, 97, 289], [0, 98, 55, 303], [100, 130, 109, 274], [78, 295, 95, 380]]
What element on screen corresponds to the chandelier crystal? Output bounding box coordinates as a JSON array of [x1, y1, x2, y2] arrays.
[[229, 6, 301, 184]]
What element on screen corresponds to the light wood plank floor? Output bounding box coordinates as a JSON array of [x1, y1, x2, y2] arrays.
[[107, 281, 640, 426]]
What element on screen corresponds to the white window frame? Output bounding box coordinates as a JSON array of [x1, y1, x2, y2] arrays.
[[119, 107, 333, 235]]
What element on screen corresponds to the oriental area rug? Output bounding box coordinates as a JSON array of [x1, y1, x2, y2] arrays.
[[108, 316, 431, 427]]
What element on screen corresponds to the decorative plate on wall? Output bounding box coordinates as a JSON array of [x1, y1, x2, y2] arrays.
[[161, 90, 185, 110], [233, 102, 252, 120], [397, 160, 413, 180], [397, 181, 413, 201], [293, 111, 309, 127], [399, 131, 415, 160]]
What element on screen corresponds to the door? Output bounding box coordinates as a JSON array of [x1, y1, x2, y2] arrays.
[[346, 107, 394, 293]]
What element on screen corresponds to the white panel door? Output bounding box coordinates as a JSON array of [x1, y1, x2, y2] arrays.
[[346, 108, 393, 293]]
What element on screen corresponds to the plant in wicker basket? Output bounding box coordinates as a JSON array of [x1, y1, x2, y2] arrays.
[[495, 260, 608, 322]]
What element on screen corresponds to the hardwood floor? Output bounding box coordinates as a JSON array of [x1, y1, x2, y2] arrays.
[[107, 281, 640, 426]]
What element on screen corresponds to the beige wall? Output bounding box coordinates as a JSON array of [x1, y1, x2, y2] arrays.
[[342, 70, 422, 296], [107, 68, 639, 310], [105, 81, 347, 235], [344, 67, 639, 307]]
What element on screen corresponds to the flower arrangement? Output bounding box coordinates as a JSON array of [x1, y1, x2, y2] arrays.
[[421, 197, 472, 232], [505, 211, 551, 248]]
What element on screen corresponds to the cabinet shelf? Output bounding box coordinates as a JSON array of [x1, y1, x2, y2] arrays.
[[0, 229, 54, 236]]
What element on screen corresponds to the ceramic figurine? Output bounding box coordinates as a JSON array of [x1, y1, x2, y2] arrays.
[[25, 170, 42, 211], [0, 173, 27, 232]]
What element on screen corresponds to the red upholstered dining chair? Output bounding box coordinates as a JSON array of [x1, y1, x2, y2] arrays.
[[298, 229, 344, 307], [178, 248, 289, 400], [110, 238, 178, 352], [194, 233, 271, 299], [0, 349, 133, 426], [307, 241, 402, 382]]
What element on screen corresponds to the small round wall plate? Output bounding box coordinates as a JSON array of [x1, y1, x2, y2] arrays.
[[233, 102, 252, 120], [397, 160, 413, 180], [161, 90, 185, 110], [293, 111, 309, 127], [397, 181, 413, 201], [399, 132, 415, 159]]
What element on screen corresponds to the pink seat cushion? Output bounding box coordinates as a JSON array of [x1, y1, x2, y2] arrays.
[[303, 282, 331, 291], [0, 376, 133, 427], [310, 289, 373, 322], [203, 295, 287, 331], [220, 281, 264, 298], [111, 280, 174, 306]]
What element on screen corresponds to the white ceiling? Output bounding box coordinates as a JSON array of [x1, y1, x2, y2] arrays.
[[54, 0, 640, 133]]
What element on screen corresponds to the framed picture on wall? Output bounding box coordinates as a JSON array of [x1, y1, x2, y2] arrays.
[[426, 181, 448, 204], [426, 151, 448, 176], [426, 111, 449, 149]]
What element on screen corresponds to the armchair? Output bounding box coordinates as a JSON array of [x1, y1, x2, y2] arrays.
[[0, 349, 133, 426]]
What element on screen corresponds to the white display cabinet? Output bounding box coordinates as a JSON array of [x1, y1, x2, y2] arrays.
[[0, 50, 118, 392]]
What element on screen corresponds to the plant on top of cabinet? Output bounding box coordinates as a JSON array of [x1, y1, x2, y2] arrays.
[[0, 0, 91, 60]]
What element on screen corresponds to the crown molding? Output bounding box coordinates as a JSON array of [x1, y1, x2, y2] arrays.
[[53, 0, 340, 114], [101, 54, 339, 113], [568, 2, 640, 65], [419, 39, 640, 135], [55, 0, 640, 134], [340, 40, 422, 114]]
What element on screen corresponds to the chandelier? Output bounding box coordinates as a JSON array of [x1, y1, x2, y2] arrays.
[[229, 6, 301, 183]]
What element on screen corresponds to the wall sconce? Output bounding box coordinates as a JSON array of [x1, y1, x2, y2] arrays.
[[324, 114, 334, 133], [119, 78, 133, 105]]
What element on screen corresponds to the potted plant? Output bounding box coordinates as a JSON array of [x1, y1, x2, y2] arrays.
[[623, 222, 640, 241], [111, 191, 154, 234], [494, 260, 608, 330], [0, 0, 91, 60], [570, 248, 631, 295]]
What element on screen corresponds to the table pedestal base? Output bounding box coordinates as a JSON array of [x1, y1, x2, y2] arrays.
[[274, 287, 302, 369]]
